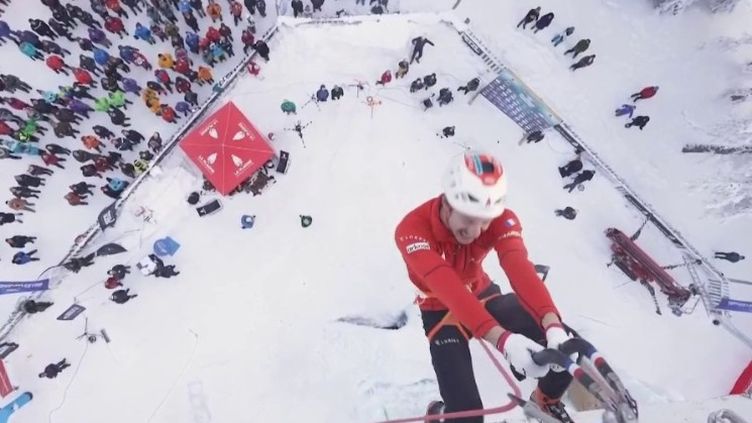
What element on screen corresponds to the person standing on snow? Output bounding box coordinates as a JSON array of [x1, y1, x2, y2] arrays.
[[570, 54, 595, 71], [551, 27, 574, 47], [13, 249, 40, 264], [630, 86, 659, 102], [39, 359, 70, 378], [714, 251, 745, 263], [457, 77, 480, 95], [410, 36, 434, 64], [564, 38, 590, 59], [394, 152, 575, 422], [614, 104, 635, 119], [517, 6, 540, 29], [625, 115, 650, 130], [563, 169, 595, 192], [5, 235, 36, 248], [533, 12, 554, 33]]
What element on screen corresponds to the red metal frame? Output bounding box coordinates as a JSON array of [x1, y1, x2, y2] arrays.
[[606, 228, 691, 308]]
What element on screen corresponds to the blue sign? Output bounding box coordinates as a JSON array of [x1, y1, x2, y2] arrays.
[[717, 297, 752, 314], [0, 279, 49, 295], [480, 68, 561, 134], [153, 237, 180, 256], [57, 304, 86, 321]]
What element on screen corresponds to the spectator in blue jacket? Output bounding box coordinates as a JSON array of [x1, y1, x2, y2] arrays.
[[12, 249, 39, 265], [93, 47, 110, 66], [19, 42, 43, 60], [614, 104, 636, 119], [0, 20, 19, 45], [316, 85, 329, 102], [551, 27, 574, 47], [134, 23, 155, 45]]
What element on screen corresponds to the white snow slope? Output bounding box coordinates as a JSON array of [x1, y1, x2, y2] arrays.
[[1, 2, 752, 423]]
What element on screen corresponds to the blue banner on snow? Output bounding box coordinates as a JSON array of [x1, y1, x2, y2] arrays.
[[480, 68, 561, 134], [717, 297, 752, 314], [0, 279, 49, 295]]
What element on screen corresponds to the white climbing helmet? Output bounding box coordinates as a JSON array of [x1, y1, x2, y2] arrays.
[[442, 151, 507, 219]]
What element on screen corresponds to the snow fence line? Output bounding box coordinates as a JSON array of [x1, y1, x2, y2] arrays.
[[453, 24, 752, 350], [0, 27, 280, 344]]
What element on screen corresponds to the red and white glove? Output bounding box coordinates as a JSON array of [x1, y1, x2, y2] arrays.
[[544, 322, 573, 372], [496, 331, 549, 379]]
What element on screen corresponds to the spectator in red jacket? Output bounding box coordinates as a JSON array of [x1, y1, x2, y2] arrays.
[[73, 68, 97, 87], [630, 86, 659, 102], [65, 191, 89, 206], [394, 152, 574, 421], [45, 54, 71, 75], [41, 151, 66, 169], [105, 0, 129, 18], [160, 105, 177, 123], [0, 97, 31, 111], [375, 70, 392, 86], [205, 26, 221, 44], [104, 16, 128, 38], [230, 1, 243, 26], [241, 29, 255, 54], [173, 57, 191, 75], [0, 121, 14, 136]]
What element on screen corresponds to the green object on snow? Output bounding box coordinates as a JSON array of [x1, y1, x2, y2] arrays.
[[281, 100, 296, 113], [94, 97, 111, 112], [108, 91, 126, 108]]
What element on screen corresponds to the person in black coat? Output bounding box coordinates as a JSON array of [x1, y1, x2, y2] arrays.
[[570, 54, 596, 71], [23, 299, 53, 313], [70, 181, 95, 196], [517, 7, 540, 29], [122, 129, 144, 144], [111, 288, 137, 304], [29, 18, 58, 39], [714, 252, 745, 263], [410, 36, 434, 64], [253, 39, 269, 61], [10, 186, 40, 198], [564, 39, 590, 59], [423, 73, 437, 89], [79, 54, 100, 75], [437, 88, 453, 106], [54, 121, 79, 138], [5, 235, 36, 248], [625, 115, 650, 130], [63, 252, 95, 273], [14, 174, 45, 188], [39, 359, 70, 378], [533, 12, 554, 33], [54, 108, 82, 124], [0, 212, 23, 225], [28, 164, 54, 177], [558, 156, 583, 178], [563, 169, 595, 192], [525, 130, 544, 144], [107, 108, 131, 127], [48, 18, 75, 40], [93, 125, 115, 139], [291, 0, 303, 17], [108, 264, 131, 280], [40, 39, 71, 56], [555, 207, 577, 220], [457, 77, 480, 95]]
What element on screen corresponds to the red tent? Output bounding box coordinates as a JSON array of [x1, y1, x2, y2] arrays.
[[180, 101, 274, 195]]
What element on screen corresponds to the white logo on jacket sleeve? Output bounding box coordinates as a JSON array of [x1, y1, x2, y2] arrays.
[[406, 241, 430, 254]]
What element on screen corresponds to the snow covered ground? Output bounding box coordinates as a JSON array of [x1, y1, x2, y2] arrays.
[[2, 5, 751, 421], [455, 0, 752, 281]]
